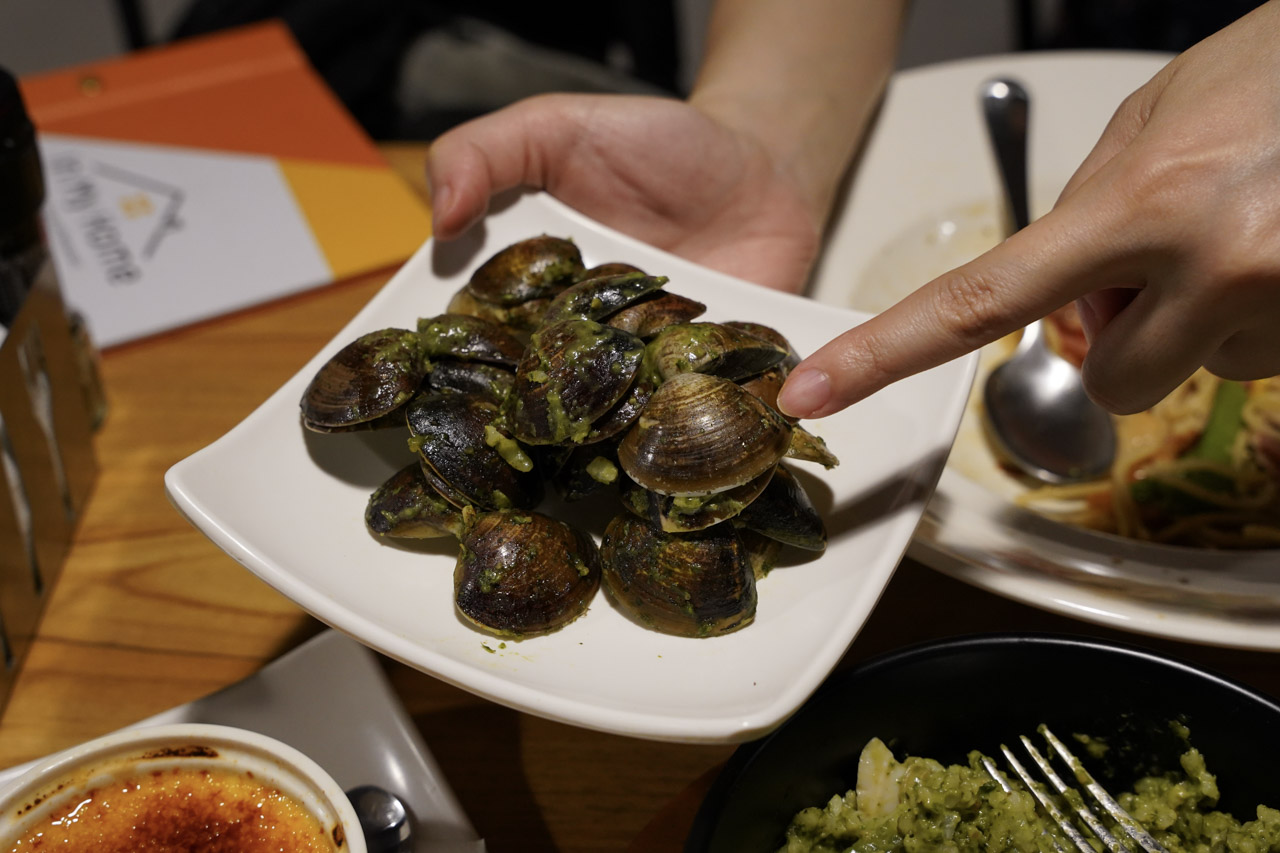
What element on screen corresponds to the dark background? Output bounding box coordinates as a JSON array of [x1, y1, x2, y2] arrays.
[[2, 0, 1265, 141]]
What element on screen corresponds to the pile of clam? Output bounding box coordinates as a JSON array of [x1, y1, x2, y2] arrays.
[[300, 235, 839, 639]]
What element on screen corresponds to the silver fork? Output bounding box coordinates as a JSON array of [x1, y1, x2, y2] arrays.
[[980, 725, 1169, 853]]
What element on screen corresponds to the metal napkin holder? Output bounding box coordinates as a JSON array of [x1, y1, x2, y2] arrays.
[[0, 262, 98, 714]]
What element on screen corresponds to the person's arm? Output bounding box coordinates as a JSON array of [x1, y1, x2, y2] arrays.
[[689, 0, 906, 231], [425, 1, 905, 293], [779, 0, 1280, 418]]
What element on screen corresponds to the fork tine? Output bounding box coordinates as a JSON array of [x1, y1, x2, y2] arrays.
[[1018, 734, 1130, 852], [997, 744, 1102, 853], [1040, 726, 1170, 853], [979, 755, 1071, 853]]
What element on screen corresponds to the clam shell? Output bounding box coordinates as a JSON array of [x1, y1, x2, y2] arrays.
[[454, 509, 601, 636], [578, 261, 645, 279], [464, 234, 583, 306], [600, 514, 757, 637], [365, 463, 464, 539], [619, 467, 774, 533], [508, 318, 645, 445], [416, 313, 525, 367], [406, 390, 543, 510], [539, 273, 669, 326], [733, 464, 826, 551], [424, 359, 514, 403], [607, 291, 707, 339], [722, 320, 801, 371], [644, 322, 790, 384], [300, 328, 425, 431], [617, 372, 792, 496], [738, 367, 795, 422], [445, 287, 552, 334], [581, 369, 655, 444]]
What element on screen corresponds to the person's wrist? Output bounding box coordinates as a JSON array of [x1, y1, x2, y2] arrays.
[[686, 89, 834, 230]]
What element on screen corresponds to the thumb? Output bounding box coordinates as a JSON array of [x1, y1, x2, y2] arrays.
[[424, 95, 574, 240]]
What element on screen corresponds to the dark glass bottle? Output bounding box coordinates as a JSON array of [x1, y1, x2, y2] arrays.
[[0, 66, 106, 428], [0, 65, 46, 329]]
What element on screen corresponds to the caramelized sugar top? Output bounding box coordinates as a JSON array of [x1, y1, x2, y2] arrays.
[[5, 764, 340, 853]]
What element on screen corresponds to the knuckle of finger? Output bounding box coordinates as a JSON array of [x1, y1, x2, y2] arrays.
[[845, 331, 896, 391], [1201, 223, 1280, 293], [928, 268, 1011, 349], [1102, 132, 1227, 222], [1102, 86, 1156, 143], [1111, 157, 1193, 222]]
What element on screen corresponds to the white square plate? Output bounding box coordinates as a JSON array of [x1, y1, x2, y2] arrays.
[[165, 190, 976, 743]]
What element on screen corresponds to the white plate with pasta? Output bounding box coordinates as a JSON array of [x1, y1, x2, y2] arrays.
[[808, 52, 1280, 649]]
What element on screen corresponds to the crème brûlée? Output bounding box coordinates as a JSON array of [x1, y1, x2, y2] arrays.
[[4, 764, 342, 853]]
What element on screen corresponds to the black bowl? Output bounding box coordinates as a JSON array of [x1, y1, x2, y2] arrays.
[[685, 633, 1280, 852]]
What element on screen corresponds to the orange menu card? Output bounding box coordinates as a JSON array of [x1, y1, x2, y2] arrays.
[[19, 21, 432, 348]]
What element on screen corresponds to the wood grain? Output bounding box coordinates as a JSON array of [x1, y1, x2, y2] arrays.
[[2, 142, 1278, 853]]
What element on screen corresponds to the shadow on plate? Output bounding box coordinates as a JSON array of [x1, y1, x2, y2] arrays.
[[428, 190, 528, 281], [819, 448, 950, 545], [303, 426, 410, 489]]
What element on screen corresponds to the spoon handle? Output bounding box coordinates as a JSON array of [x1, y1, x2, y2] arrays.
[[982, 76, 1038, 359], [981, 78, 1031, 234]]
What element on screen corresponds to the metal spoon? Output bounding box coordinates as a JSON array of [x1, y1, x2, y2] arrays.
[[979, 77, 1116, 484], [346, 785, 412, 853]]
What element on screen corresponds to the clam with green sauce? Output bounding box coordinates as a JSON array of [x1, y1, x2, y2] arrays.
[[455, 508, 601, 636], [617, 372, 794, 497], [302, 233, 842, 640], [507, 317, 646, 446], [446, 234, 585, 333], [300, 328, 427, 432], [405, 389, 543, 511], [365, 463, 465, 539], [599, 513, 759, 637]]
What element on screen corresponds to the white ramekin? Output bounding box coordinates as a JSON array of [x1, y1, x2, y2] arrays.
[[0, 723, 366, 853]]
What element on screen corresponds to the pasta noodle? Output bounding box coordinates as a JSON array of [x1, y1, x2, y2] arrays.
[[1005, 309, 1280, 549]]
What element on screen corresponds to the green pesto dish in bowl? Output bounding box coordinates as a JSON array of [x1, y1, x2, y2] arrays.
[[777, 731, 1278, 852], [685, 634, 1280, 853]]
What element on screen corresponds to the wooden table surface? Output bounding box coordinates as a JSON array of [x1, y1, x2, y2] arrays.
[[2, 142, 1278, 853]]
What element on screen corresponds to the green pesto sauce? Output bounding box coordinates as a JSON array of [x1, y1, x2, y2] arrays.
[[528, 318, 640, 444], [780, 744, 1280, 853], [376, 490, 450, 526], [671, 495, 708, 512], [667, 492, 748, 518], [477, 564, 503, 594], [585, 456, 618, 485], [416, 317, 473, 354], [539, 385, 591, 444], [483, 424, 534, 472], [368, 329, 424, 363]]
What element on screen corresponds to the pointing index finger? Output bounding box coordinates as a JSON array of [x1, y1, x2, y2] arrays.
[[777, 197, 1135, 419]]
